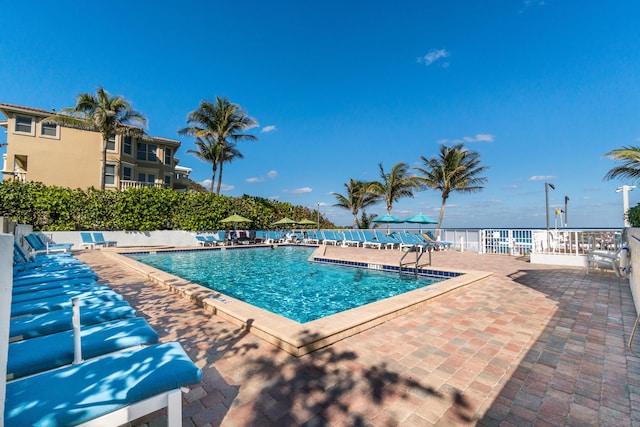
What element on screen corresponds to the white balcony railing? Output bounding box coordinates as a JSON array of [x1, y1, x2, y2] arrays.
[[13, 171, 27, 183], [119, 180, 167, 190]]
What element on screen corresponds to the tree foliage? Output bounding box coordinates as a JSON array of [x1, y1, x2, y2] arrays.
[[0, 181, 332, 231]]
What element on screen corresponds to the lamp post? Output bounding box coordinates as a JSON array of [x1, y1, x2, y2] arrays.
[[616, 185, 636, 227], [545, 182, 555, 250], [316, 202, 320, 230], [564, 196, 569, 227]]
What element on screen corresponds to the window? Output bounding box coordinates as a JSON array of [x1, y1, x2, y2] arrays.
[[138, 173, 155, 184], [104, 164, 116, 186], [164, 148, 172, 165], [106, 134, 116, 151], [40, 121, 58, 138], [164, 174, 172, 186], [123, 136, 132, 155], [136, 143, 157, 162], [15, 116, 33, 134], [122, 165, 132, 181]]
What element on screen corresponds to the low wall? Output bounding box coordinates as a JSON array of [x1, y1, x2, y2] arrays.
[[41, 230, 203, 250], [627, 228, 640, 314]]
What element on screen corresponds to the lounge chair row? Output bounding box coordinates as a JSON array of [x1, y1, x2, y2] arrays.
[[5, 237, 201, 426], [80, 232, 117, 249], [301, 230, 453, 251]]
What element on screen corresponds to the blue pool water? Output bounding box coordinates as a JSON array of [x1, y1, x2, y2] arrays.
[[129, 246, 443, 323]]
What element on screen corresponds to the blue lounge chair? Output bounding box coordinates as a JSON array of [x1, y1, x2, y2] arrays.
[[7, 317, 159, 380], [423, 231, 453, 250], [11, 289, 123, 317], [322, 230, 340, 245], [93, 232, 117, 247], [361, 230, 383, 249], [24, 234, 73, 253], [374, 231, 402, 249], [80, 232, 96, 249], [392, 231, 420, 251], [10, 300, 136, 341], [11, 283, 111, 304], [5, 342, 202, 427]]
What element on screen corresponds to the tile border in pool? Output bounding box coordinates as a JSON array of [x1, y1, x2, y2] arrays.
[[103, 247, 492, 357]]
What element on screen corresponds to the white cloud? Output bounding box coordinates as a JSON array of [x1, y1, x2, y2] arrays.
[[318, 202, 330, 207], [419, 49, 449, 66], [267, 170, 278, 179], [437, 134, 495, 144], [246, 177, 264, 183], [200, 179, 212, 189], [284, 187, 312, 194], [219, 183, 234, 191], [528, 175, 557, 181], [261, 125, 277, 133]]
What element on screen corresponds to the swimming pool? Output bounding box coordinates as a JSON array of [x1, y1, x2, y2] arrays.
[[129, 246, 443, 323]]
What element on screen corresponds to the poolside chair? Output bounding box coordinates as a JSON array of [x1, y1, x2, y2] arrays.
[[93, 232, 117, 247], [393, 231, 422, 251], [342, 230, 361, 247], [5, 342, 202, 427], [7, 317, 159, 380], [80, 232, 96, 249], [374, 230, 401, 249], [11, 288, 124, 317], [586, 247, 629, 277], [322, 230, 340, 245], [25, 233, 73, 253], [10, 300, 136, 342], [424, 231, 452, 250], [361, 230, 382, 249]]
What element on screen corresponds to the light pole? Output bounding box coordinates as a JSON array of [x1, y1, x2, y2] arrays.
[[316, 202, 320, 230], [616, 185, 636, 227], [545, 182, 555, 250], [564, 196, 569, 227]]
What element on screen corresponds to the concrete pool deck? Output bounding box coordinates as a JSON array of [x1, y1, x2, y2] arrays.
[[103, 245, 490, 356], [76, 247, 640, 426]]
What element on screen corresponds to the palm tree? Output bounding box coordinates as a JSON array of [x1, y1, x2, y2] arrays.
[[186, 136, 218, 192], [603, 146, 640, 182], [357, 210, 379, 230], [45, 87, 147, 190], [332, 179, 378, 228], [179, 97, 257, 195], [368, 162, 419, 214], [414, 143, 489, 233], [368, 162, 419, 232]]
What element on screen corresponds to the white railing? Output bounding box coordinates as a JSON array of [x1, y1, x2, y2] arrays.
[[119, 180, 167, 190], [531, 229, 623, 255], [13, 171, 27, 183]]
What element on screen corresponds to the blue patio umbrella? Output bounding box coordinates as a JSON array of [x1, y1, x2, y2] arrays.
[[402, 213, 438, 233], [372, 214, 403, 233]]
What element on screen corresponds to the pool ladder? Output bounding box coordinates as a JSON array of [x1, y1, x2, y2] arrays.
[[399, 247, 432, 277]]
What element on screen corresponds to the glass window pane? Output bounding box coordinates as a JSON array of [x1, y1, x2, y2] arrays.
[[41, 122, 57, 137], [123, 136, 132, 155], [106, 135, 116, 151], [15, 116, 32, 133]]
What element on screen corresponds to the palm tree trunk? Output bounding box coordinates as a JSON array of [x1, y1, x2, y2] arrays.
[[100, 138, 107, 191], [216, 163, 224, 195], [436, 197, 447, 235]]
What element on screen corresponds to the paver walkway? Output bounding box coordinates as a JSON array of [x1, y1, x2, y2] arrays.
[[76, 248, 640, 426]]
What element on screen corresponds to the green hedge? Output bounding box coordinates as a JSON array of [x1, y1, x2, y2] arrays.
[[0, 181, 332, 231]]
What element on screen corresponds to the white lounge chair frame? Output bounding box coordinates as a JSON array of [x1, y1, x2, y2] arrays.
[[76, 388, 183, 427]]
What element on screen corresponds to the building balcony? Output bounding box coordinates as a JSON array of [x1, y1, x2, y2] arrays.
[[119, 180, 168, 190]]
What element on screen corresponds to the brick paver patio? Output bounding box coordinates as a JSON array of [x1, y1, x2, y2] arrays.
[[76, 247, 640, 426]]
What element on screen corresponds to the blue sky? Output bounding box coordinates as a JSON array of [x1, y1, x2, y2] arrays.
[[2, 1, 640, 228]]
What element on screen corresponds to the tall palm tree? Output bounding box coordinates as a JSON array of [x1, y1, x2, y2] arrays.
[[186, 136, 218, 192], [368, 162, 419, 214], [179, 96, 257, 195], [414, 143, 489, 233], [45, 87, 147, 190], [603, 146, 640, 182], [368, 162, 419, 232], [332, 179, 378, 228]]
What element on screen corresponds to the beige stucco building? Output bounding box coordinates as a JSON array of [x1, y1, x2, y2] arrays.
[[0, 103, 191, 190]]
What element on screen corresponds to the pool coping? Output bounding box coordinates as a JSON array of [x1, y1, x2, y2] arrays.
[[103, 245, 492, 356]]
